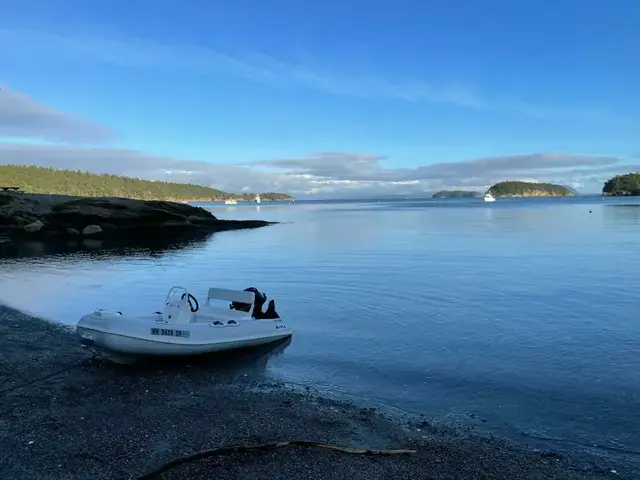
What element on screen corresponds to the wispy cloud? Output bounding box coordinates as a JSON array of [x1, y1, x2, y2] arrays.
[[0, 27, 627, 124], [0, 86, 115, 143]]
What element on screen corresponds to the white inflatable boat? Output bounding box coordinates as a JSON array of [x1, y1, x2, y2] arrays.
[[76, 285, 291, 361]]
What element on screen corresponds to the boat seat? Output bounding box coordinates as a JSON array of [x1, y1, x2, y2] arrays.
[[205, 287, 256, 307], [201, 288, 256, 320]]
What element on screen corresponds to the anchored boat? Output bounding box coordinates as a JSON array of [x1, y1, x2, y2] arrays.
[[76, 286, 291, 361]]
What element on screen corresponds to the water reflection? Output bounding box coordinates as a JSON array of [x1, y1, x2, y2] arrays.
[[105, 336, 293, 382], [216, 205, 262, 214], [604, 204, 640, 226], [483, 206, 495, 222], [200, 203, 297, 217], [0, 229, 215, 261], [1, 197, 639, 464]]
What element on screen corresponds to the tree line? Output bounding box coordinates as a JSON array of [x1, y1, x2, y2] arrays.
[[602, 172, 640, 196], [432, 190, 482, 198], [0, 165, 293, 201]]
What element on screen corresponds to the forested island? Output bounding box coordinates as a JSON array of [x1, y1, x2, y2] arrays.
[[602, 172, 640, 196], [487, 181, 574, 198], [432, 190, 482, 199], [0, 165, 293, 202]]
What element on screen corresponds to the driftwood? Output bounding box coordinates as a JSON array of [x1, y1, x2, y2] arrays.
[[138, 440, 417, 479]]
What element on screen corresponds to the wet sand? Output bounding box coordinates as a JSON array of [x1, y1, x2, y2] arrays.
[[0, 305, 626, 479]]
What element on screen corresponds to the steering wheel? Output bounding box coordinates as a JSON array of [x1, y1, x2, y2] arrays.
[[181, 293, 199, 312]]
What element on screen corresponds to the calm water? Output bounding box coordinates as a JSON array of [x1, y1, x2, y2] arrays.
[[1, 196, 639, 461]]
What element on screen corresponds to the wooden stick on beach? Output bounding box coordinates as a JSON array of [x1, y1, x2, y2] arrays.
[[138, 440, 418, 479]]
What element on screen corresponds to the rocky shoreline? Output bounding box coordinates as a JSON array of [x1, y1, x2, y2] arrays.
[[492, 192, 573, 198], [0, 305, 626, 480], [0, 192, 272, 242]]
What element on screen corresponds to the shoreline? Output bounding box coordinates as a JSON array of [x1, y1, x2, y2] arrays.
[[0, 192, 275, 243], [0, 305, 626, 479]]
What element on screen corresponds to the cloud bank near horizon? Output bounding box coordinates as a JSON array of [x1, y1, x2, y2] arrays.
[[0, 87, 637, 196]]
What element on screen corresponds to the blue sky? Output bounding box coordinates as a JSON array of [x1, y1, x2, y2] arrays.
[[0, 0, 638, 196]]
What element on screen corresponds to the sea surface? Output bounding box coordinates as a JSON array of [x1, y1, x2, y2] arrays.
[[1, 196, 639, 464]]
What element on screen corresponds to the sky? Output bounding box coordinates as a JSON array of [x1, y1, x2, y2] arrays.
[[0, 0, 639, 197]]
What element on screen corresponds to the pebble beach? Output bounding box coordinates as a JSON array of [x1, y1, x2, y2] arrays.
[[0, 304, 627, 480]]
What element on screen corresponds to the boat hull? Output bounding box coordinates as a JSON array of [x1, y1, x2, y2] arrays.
[[76, 311, 292, 358]]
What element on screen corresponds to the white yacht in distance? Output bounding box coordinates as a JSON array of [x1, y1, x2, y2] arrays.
[[484, 192, 496, 202], [254, 194, 261, 204], [224, 198, 237, 205]]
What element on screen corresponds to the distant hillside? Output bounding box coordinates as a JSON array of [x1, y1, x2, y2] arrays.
[[602, 172, 640, 196], [432, 190, 482, 199], [0, 165, 293, 202], [487, 181, 574, 198], [561, 185, 581, 195]]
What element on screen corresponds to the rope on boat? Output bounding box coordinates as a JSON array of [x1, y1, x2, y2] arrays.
[[0, 353, 102, 396], [137, 441, 417, 479]]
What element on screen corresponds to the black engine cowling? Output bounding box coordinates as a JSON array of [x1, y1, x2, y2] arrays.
[[229, 287, 279, 319]]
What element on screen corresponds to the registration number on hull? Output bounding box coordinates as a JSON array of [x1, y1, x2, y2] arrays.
[[150, 328, 190, 338]]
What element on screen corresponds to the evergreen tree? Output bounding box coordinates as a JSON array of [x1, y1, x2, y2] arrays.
[[602, 173, 640, 196]]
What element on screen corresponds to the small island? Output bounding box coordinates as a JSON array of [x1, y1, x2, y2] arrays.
[[487, 181, 574, 198], [602, 172, 640, 196], [432, 190, 482, 199]]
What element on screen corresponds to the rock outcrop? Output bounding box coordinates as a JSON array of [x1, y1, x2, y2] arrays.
[[23, 220, 44, 233], [0, 193, 273, 241]]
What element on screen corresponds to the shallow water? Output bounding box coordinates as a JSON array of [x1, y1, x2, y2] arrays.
[[1, 196, 639, 459]]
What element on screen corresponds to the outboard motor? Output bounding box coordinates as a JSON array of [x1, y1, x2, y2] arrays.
[[262, 299, 280, 319], [229, 287, 279, 319]]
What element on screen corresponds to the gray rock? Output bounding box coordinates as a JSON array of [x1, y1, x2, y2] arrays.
[[81, 225, 103, 236], [23, 220, 44, 233], [53, 197, 217, 227], [0, 192, 273, 241]]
